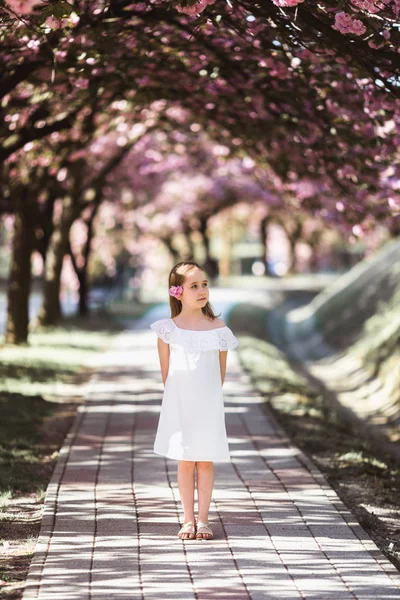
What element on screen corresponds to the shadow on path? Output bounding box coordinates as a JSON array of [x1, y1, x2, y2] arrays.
[[22, 322, 400, 600]]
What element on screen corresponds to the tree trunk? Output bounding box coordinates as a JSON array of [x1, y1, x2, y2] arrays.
[[37, 197, 78, 326], [308, 230, 323, 273], [65, 198, 102, 317], [287, 238, 297, 273], [160, 236, 180, 263], [78, 268, 89, 316], [284, 219, 303, 275], [68, 242, 89, 317], [260, 215, 268, 262], [389, 221, 400, 238], [79, 206, 99, 316], [35, 196, 55, 264], [5, 196, 36, 344], [199, 217, 219, 278], [260, 215, 275, 276], [77, 213, 95, 316], [182, 225, 196, 261]]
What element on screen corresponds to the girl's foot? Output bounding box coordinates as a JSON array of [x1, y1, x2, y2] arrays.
[[178, 521, 196, 540], [196, 521, 213, 540]]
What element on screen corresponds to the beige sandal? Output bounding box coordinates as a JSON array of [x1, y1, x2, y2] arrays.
[[178, 521, 196, 539], [196, 521, 213, 540]]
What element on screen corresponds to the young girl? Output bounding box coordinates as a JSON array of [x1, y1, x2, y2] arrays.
[[150, 260, 239, 541]]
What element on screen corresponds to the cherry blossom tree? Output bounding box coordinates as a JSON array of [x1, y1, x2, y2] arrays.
[[1, 0, 399, 344]]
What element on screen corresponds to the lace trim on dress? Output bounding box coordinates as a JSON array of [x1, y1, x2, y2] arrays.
[[150, 318, 175, 344], [149, 318, 239, 352], [215, 326, 239, 351]]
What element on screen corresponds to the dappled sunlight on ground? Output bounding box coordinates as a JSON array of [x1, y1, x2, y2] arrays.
[[22, 324, 400, 599]]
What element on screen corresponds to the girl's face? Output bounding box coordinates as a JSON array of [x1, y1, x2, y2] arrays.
[[179, 268, 209, 307]]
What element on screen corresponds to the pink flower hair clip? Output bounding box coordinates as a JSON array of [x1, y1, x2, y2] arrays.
[[169, 285, 183, 299]]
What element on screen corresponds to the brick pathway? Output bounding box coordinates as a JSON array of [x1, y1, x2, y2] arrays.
[[22, 323, 400, 599]]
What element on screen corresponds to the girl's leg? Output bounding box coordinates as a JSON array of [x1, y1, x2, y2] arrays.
[[177, 460, 196, 538], [196, 461, 214, 538]]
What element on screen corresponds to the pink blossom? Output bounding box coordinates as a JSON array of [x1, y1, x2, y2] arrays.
[[271, 0, 304, 6], [169, 285, 183, 298], [4, 0, 43, 15], [350, 0, 381, 13], [175, 0, 216, 16], [388, 197, 400, 211], [352, 224, 364, 237], [55, 50, 67, 61], [74, 78, 89, 89], [368, 39, 384, 49], [333, 11, 367, 36], [44, 16, 60, 29]]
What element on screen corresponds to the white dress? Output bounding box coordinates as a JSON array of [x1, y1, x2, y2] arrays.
[[150, 317, 239, 462]]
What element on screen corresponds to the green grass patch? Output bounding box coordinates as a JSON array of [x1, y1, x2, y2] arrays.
[[0, 319, 119, 398], [349, 288, 400, 410], [229, 302, 320, 400], [0, 314, 124, 497], [0, 393, 57, 495]]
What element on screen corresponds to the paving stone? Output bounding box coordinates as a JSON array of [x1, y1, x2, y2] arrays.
[[21, 324, 400, 600]]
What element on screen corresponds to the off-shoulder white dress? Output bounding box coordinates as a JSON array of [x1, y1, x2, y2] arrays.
[[150, 317, 239, 462]]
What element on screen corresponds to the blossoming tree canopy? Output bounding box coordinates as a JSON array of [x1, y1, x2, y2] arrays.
[[170, 0, 399, 42], [3, 0, 399, 91], [1, 0, 399, 230]]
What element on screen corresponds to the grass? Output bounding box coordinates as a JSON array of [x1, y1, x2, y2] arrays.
[[285, 240, 400, 390], [350, 286, 400, 383], [0, 393, 53, 496], [229, 301, 400, 571], [0, 324, 119, 398], [0, 314, 124, 491]]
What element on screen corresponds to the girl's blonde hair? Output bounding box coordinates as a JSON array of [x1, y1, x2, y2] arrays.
[[168, 261, 221, 319]]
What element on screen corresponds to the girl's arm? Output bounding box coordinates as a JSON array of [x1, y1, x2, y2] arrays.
[[219, 350, 228, 385], [157, 337, 170, 385]]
